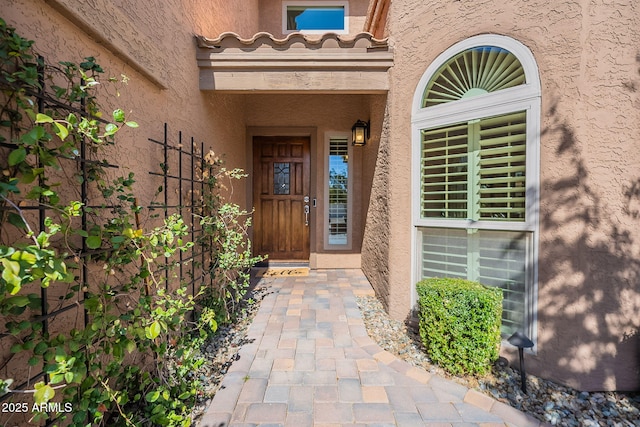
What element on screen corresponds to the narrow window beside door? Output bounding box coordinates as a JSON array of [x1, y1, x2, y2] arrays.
[[326, 136, 351, 248]]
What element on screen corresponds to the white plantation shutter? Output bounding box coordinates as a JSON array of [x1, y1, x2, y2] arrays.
[[420, 228, 530, 335], [420, 111, 527, 222], [477, 230, 528, 335], [421, 228, 467, 278], [419, 111, 531, 336], [420, 124, 468, 218], [478, 112, 527, 220]]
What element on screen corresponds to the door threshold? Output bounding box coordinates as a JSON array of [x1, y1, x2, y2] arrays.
[[255, 260, 310, 268]]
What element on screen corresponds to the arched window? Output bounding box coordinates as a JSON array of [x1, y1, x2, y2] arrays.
[[411, 35, 541, 338]]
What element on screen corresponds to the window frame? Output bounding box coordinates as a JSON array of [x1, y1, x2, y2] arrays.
[[324, 132, 353, 250], [282, 1, 350, 35], [411, 34, 541, 343]]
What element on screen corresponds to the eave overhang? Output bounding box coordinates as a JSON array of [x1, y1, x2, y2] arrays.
[[195, 32, 394, 93]]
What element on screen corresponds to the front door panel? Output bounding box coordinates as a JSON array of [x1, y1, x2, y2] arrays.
[[253, 136, 310, 260]]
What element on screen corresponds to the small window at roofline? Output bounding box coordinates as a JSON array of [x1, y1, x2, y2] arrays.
[[423, 46, 526, 108], [283, 1, 349, 34]]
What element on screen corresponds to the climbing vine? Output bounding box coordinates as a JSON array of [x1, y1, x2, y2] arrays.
[[0, 17, 261, 426]]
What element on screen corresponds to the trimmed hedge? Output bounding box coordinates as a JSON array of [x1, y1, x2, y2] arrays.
[[416, 277, 503, 376]]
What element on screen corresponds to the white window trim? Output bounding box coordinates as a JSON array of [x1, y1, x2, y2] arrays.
[[324, 132, 353, 250], [410, 34, 541, 346], [282, 1, 350, 35]]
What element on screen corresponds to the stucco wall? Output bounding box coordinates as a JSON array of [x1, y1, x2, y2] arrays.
[[0, 0, 251, 410], [1, 0, 252, 205], [380, 0, 640, 391], [361, 95, 392, 309], [186, 0, 260, 37]]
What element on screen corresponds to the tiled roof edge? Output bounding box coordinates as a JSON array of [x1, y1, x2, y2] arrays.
[[195, 31, 389, 49]]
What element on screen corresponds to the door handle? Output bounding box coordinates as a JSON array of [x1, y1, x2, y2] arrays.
[[304, 204, 310, 226]]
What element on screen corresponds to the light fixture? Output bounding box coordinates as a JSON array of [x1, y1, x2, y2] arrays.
[[351, 120, 370, 146], [507, 331, 534, 394]]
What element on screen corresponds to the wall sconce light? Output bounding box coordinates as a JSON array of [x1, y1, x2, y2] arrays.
[[351, 120, 370, 146], [507, 331, 534, 394]]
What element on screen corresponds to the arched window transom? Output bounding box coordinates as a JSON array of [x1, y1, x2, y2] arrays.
[[423, 46, 526, 108]]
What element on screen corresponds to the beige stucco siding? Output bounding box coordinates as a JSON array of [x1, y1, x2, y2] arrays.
[[2, 0, 253, 206], [372, 0, 640, 391]]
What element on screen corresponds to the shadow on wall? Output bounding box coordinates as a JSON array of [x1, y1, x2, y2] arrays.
[[361, 104, 392, 310], [535, 87, 640, 390]]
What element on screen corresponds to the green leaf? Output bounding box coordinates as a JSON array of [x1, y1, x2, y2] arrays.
[[8, 147, 27, 166], [50, 373, 64, 384], [145, 390, 160, 403], [54, 122, 69, 141], [19, 169, 36, 184], [85, 235, 102, 249], [104, 123, 118, 136], [145, 321, 161, 340], [33, 382, 55, 404], [34, 342, 49, 355], [1, 259, 22, 294], [7, 212, 27, 229], [112, 109, 125, 123], [35, 113, 54, 123], [24, 126, 46, 143], [84, 297, 102, 314], [18, 320, 31, 331], [72, 410, 88, 423], [125, 121, 139, 128], [11, 250, 37, 264], [5, 296, 31, 307], [110, 235, 126, 244]]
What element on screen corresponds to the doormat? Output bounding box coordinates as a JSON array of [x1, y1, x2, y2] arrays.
[[254, 267, 310, 277]]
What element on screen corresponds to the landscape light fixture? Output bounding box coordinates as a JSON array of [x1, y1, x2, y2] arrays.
[[507, 331, 534, 394], [351, 120, 369, 146]]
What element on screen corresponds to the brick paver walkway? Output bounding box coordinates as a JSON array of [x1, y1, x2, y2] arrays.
[[198, 269, 545, 427]]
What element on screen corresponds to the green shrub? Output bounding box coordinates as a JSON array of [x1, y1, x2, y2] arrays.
[[416, 277, 503, 376]]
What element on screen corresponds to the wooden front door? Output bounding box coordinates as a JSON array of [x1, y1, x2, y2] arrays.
[[253, 136, 311, 260]]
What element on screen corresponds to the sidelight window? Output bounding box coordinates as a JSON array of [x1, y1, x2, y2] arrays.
[[325, 135, 352, 248]]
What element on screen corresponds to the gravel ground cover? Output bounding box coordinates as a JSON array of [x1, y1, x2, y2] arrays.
[[356, 294, 640, 427], [191, 279, 275, 423]]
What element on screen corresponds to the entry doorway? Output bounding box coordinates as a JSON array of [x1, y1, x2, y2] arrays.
[[252, 136, 311, 261]]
